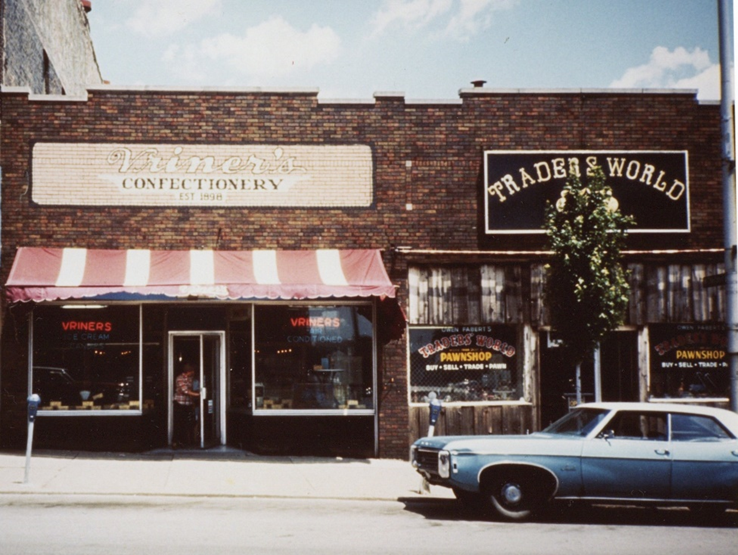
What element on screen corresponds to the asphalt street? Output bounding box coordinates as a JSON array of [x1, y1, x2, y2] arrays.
[[1, 494, 736, 555]]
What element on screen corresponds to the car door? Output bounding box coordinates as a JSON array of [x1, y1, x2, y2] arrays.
[[580, 410, 671, 499], [669, 412, 738, 502]]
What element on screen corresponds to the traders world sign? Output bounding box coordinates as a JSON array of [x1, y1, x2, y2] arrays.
[[484, 150, 689, 234]]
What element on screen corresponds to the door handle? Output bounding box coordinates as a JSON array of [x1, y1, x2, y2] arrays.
[[732, 450, 738, 457], [201, 387, 207, 400], [654, 449, 670, 456]]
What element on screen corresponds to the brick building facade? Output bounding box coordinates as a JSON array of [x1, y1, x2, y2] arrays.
[[0, 84, 726, 459]]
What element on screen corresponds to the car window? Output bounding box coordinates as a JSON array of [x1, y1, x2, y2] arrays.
[[542, 408, 609, 436], [603, 411, 667, 440], [670, 413, 734, 441]]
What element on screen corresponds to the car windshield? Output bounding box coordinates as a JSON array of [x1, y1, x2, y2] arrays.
[[542, 408, 610, 436]]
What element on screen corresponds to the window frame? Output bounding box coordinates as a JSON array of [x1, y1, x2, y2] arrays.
[[28, 303, 144, 417], [602, 410, 668, 441], [407, 324, 523, 407], [647, 323, 730, 402], [669, 412, 735, 442], [251, 301, 377, 417]]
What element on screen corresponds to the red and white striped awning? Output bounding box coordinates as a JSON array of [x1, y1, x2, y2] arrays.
[[5, 247, 399, 304]]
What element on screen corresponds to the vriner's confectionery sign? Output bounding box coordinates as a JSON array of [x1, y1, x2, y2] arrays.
[[31, 143, 373, 207], [484, 150, 689, 234]]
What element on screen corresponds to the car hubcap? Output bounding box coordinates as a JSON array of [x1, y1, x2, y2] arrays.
[[501, 483, 522, 505]]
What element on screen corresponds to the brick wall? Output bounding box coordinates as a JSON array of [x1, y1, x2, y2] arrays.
[[0, 88, 723, 257], [0, 87, 723, 458]]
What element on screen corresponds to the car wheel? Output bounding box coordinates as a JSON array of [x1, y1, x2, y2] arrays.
[[485, 474, 538, 521]]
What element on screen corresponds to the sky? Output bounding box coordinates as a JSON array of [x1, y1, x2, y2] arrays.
[[87, 0, 727, 101]]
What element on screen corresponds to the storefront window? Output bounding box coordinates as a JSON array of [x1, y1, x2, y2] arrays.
[[409, 326, 521, 403], [32, 305, 141, 412], [649, 323, 729, 399], [254, 304, 374, 412]]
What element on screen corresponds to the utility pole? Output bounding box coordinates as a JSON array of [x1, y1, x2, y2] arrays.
[[718, 0, 738, 412]]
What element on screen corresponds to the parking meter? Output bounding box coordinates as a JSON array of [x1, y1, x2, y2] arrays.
[[427, 393, 442, 437], [27, 394, 41, 423], [24, 394, 41, 484]]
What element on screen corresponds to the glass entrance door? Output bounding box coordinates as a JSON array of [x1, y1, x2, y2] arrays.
[[168, 332, 226, 448]]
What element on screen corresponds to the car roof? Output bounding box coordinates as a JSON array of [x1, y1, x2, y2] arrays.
[[578, 402, 738, 428], [580, 401, 725, 414]]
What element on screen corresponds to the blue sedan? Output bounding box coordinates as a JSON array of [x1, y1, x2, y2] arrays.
[[411, 402, 738, 520]]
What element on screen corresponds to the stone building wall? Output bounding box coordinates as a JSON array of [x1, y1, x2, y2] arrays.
[[2, 0, 101, 95]]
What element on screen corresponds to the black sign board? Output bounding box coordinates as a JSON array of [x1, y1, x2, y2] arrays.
[[484, 151, 690, 234]]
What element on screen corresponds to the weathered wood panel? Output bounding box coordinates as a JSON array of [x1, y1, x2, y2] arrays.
[[627, 263, 646, 325], [411, 262, 726, 328], [409, 403, 534, 442], [637, 263, 726, 323], [409, 265, 525, 325], [504, 265, 523, 323], [691, 264, 708, 322], [530, 263, 546, 326], [481, 265, 506, 323]]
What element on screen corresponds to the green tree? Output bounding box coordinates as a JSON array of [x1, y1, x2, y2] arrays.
[[544, 166, 634, 401]]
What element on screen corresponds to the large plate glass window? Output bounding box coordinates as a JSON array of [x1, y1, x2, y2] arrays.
[[648, 323, 729, 400], [32, 305, 141, 413], [409, 326, 520, 403], [253, 304, 374, 413]]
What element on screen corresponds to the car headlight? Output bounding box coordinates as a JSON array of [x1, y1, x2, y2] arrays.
[[438, 450, 451, 478]]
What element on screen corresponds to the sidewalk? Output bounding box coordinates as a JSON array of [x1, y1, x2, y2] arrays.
[[0, 448, 454, 501]]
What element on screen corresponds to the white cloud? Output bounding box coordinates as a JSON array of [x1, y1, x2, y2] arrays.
[[164, 16, 341, 82], [371, 0, 516, 40], [161, 44, 210, 84], [610, 46, 720, 100], [445, 0, 517, 40], [372, 0, 453, 35], [127, 0, 221, 38], [671, 64, 720, 100]]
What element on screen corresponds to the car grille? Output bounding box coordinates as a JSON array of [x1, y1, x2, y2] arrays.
[[415, 448, 440, 474]]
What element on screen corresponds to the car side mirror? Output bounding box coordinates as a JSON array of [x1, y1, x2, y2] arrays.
[[599, 429, 615, 441]]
